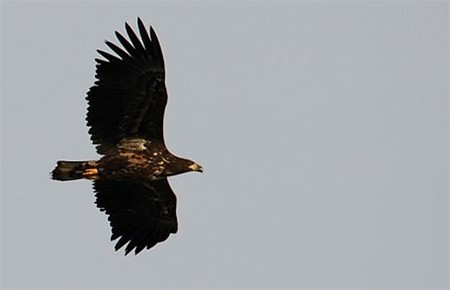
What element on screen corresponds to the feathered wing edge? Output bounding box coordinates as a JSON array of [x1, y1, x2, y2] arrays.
[[96, 18, 164, 68], [94, 178, 178, 255]]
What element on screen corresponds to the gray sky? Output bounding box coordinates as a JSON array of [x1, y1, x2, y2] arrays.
[[1, 1, 448, 289]]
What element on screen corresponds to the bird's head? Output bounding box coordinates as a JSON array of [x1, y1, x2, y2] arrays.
[[164, 156, 203, 177]]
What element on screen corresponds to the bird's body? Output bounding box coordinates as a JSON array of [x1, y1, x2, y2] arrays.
[[65, 137, 199, 181], [52, 18, 202, 255]]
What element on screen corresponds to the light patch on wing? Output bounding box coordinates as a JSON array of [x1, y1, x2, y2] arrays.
[[118, 138, 148, 151]]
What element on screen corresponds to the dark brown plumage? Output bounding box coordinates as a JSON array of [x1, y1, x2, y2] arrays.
[[52, 18, 202, 255]]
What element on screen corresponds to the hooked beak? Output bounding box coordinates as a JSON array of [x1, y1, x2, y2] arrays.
[[189, 163, 203, 173]]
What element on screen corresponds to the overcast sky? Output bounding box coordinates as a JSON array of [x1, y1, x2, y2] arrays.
[[1, 1, 448, 289]]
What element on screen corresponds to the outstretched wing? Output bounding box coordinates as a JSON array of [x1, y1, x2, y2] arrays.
[[94, 178, 177, 255], [86, 18, 167, 154]]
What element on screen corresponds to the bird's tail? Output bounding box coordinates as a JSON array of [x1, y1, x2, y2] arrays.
[[52, 160, 99, 181]]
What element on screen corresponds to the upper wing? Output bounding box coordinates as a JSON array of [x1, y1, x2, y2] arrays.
[[86, 18, 167, 154], [94, 178, 177, 255]]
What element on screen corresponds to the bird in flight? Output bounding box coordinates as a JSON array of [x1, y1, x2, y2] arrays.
[[52, 18, 203, 255]]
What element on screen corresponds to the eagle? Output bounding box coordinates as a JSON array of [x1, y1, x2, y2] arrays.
[[52, 18, 203, 255]]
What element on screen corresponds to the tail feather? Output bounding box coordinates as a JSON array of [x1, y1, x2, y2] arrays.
[[52, 160, 98, 181]]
